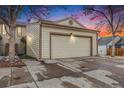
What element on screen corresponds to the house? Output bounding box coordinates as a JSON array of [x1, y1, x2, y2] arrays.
[[26, 17, 98, 60], [0, 22, 26, 56], [115, 37, 124, 48], [98, 36, 121, 56], [98, 37, 112, 56]]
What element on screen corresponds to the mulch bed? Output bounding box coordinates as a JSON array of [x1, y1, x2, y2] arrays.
[[0, 57, 26, 68]]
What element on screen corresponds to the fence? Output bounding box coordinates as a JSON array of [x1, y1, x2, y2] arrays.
[[107, 48, 124, 56]]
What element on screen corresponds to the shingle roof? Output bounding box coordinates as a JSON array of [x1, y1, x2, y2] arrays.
[[116, 37, 124, 45], [98, 37, 112, 45], [99, 36, 124, 46], [16, 21, 27, 26], [0, 20, 27, 26]]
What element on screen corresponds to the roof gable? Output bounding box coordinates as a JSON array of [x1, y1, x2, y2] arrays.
[[116, 37, 124, 45], [55, 17, 86, 28], [98, 36, 121, 46], [98, 37, 112, 45]]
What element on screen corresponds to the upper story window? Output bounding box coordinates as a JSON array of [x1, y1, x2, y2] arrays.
[[0, 24, 8, 35], [17, 27, 22, 37], [2, 24, 7, 35]]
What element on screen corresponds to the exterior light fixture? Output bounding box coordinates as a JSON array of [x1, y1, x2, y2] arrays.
[[70, 33, 75, 43], [70, 33, 74, 36], [27, 35, 32, 43]]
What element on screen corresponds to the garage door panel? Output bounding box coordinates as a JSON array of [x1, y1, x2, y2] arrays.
[[51, 35, 91, 58]]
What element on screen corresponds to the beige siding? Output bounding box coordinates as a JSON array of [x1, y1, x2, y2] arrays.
[[56, 18, 83, 28], [41, 26, 97, 59], [26, 23, 40, 59]]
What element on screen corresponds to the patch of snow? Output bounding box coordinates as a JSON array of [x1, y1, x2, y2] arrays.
[[116, 65, 124, 69], [61, 76, 93, 87], [9, 82, 37, 88], [84, 69, 120, 87], [60, 58, 75, 62], [23, 60, 40, 66], [36, 78, 64, 88], [44, 59, 62, 64], [0, 68, 11, 79], [58, 61, 83, 73], [27, 65, 48, 81], [0, 56, 4, 60], [58, 63, 81, 73]]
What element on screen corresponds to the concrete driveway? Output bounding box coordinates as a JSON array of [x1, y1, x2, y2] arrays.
[[0, 56, 124, 88]]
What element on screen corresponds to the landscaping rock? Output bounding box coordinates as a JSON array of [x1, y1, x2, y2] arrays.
[[0, 56, 26, 68]]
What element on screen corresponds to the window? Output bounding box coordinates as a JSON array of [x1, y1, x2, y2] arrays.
[[17, 27, 22, 37], [2, 24, 7, 35]]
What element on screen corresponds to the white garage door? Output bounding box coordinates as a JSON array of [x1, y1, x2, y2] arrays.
[[51, 35, 92, 58]]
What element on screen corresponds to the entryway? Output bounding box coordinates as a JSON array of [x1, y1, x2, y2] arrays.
[[5, 43, 18, 55]]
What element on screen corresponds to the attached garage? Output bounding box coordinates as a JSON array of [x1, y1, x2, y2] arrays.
[[50, 34, 92, 58], [26, 17, 98, 60]]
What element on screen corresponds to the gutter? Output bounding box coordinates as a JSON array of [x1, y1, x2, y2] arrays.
[[40, 21, 98, 33], [39, 24, 42, 61]]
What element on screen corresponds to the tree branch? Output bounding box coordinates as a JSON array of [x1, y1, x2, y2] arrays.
[[0, 16, 9, 26], [29, 6, 43, 20], [15, 6, 24, 17], [114, 16, 121, 33], [92, 9, 113, 31], [108, 6, 114, 24], [4, 25, 11, 36]]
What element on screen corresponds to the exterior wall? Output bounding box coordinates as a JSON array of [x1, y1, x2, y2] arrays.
[[98, 45, 107, 56], [56, 18, 83, 28], [26, 23, 40, 59], [41, 26, 97, 59], [0, 23, 26, 55]]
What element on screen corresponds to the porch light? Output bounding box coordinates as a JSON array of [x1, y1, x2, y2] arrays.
[[70, 33, 73, 36], [70, 33, 75, 43], [2, 24, 7, 35], [27, 35, 32, 43]]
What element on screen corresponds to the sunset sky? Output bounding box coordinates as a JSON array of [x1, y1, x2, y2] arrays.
[[18, 5, 124, 37]]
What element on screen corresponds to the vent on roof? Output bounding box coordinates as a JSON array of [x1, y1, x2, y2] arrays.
[[69, 20, 73, 25]]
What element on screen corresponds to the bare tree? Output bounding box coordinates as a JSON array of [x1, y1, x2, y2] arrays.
[[0, 5, 24, 62], [83, 5, 124, 57], [27, 5, 57, 22], [0, 5, 50, 62]]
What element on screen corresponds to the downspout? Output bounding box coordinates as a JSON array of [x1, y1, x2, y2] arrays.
[[96, 32, 99, 56], [39, 23, 42, 61]]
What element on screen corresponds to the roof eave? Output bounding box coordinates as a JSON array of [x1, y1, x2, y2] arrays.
[[41, 22, 98, 33]]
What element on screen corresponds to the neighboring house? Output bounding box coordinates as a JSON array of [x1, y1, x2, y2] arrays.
[[98, 37, 112, 56], [26, 17, 98, 60], [0, 22, 26, 56], [98, 36, 121, 56], [115, 37, 124, 48]]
